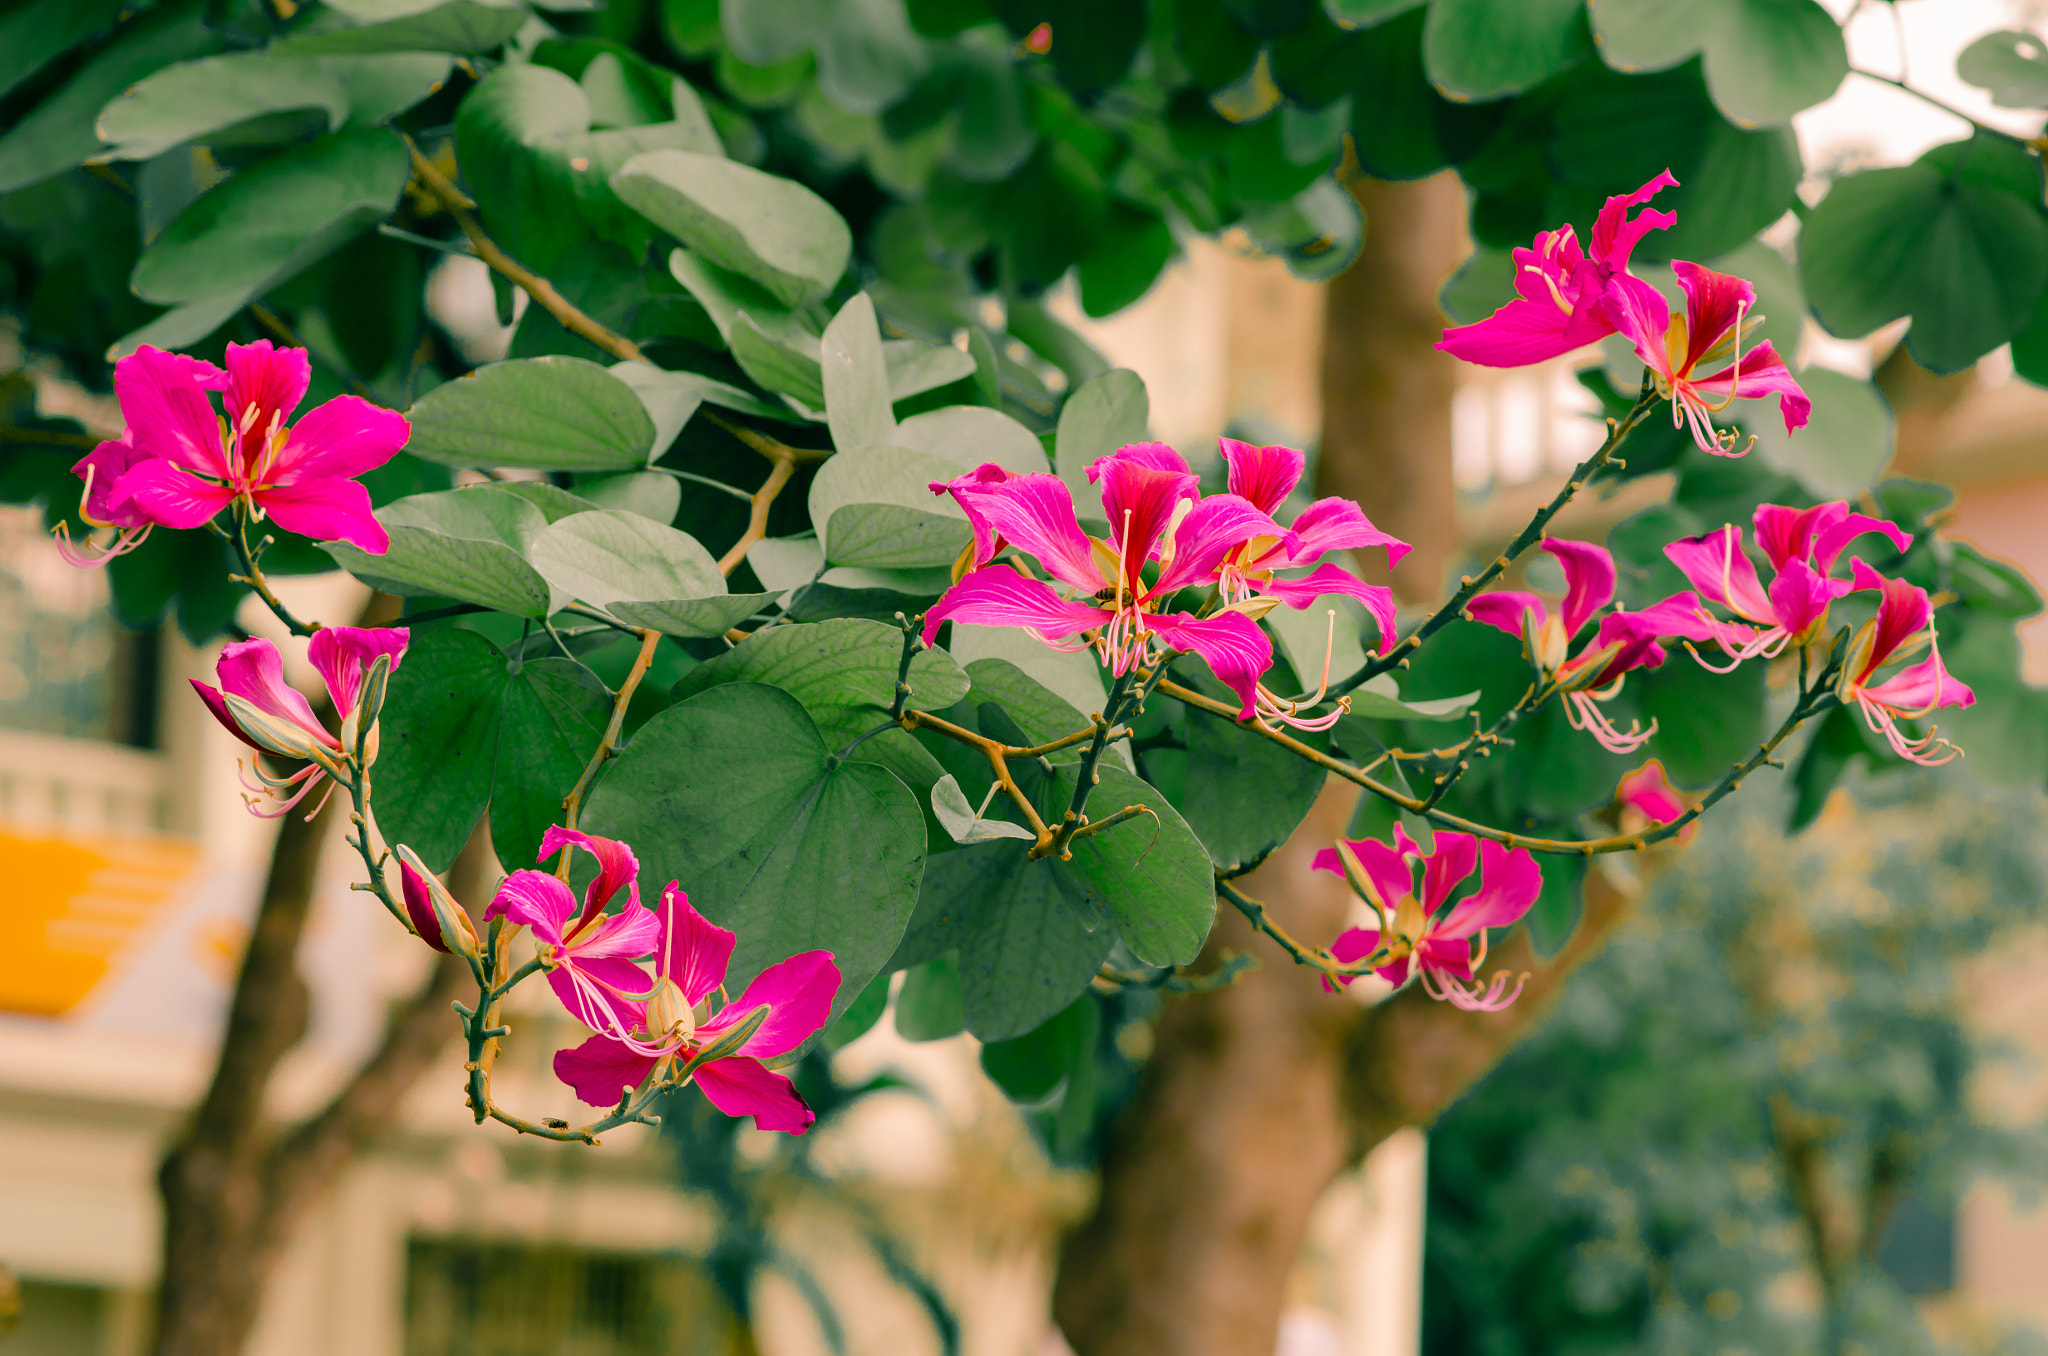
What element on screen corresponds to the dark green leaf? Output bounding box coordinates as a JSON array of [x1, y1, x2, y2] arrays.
[[823, 970, 892, 1049], [1629, 649, 1765, 784], [1423, 0, 1591, 102], [1182, 701, 1324, 871], [1788, 703, 1874, 831], [373, 628, 507, 870], [980, 995, 1094, 1101], [0, 0, 129, 100], [323, 485, 559, 617], [1077, 203, 1175, 318], [404, 356, 658, 470], [491, 658, 610, 871], [613, 148, 852, 307], [1047, 761, 1215, 966], [273, 0, 529, 55], [95, 53, 347, 160], [895, 953, 967, 1040]]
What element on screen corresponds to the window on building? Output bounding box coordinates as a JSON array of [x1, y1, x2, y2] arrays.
[[404, 1238, 736, 1356]]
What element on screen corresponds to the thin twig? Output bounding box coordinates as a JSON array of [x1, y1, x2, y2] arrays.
[[718, 453, 797, 575], [1850, 66, 2004, 136], [228, 509, 322, 636], [559, 627, 662, 836], [1217, 877, 1393, 984]]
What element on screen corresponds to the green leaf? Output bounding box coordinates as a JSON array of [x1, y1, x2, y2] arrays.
[[0, 2, 216, 193], [371, 628, 507, 870], [612, 148, 852, 307], [823, 971, 892, 1050], [1077, 204, 1175, 318], [609, 361, 795, 449], [405, 356, 657, 470], [893, 405, 1050, 473], [1341, 674, 1479, 722], [275, 0, 531, 55], [1181, 700, 1324, 870], [1801, 134, 2048, 374], [1628, 649, 1764, 784], [932, 773, 1038, 843], [130, 127, 410, 306], [895, 953, 967, 1041], [323, 485, 559, 617], [1748, 368, 1892, 500], [1422, 0, 1591, 102], [572, 469, 682, 523], [1347, 6, 1456, 181], [981, 995, 1096, 1102], [1787, 703, 1874, 831], [730, 311, 826, 408], [1588, 0, 1846, 126], [95, 53, 346, 160], [1323, 0, 1423, 24], [0, 0, 129, 100], [108, 292, 250, 363], [885, 340, 979, 401], [674, 617, 970, 740], [1046, 761, 1214, 966], [456, 64, 722, 276], [1958, 29, 2048, 109], [527, 509, 725, 606], [905, 842, 1112, 1039], [1438, 248, 1517, 324], [822, 292, 897, 454], [952, 645, 1115, 754], [1054, 368, 1148, 513], [1526, 851, 1583, 955], [582, 682, 928, 1019], [490, 657, 611, 871], [609, 595, 781, 638], [810, 446, 973, 567]]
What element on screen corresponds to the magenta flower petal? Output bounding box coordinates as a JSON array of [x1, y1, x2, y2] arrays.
[[1310, 837, 1413, 914], [656, 884, 735, 1007], [922, 566, 1111, 648], [214, 637, 332, 743], [1153, 494, 1289, 595], [1220, 438, 1305, 516], [1617, 761, 1686, 826], [1620, 591, 1722, 644], [930, 463, 1016, 569], [1543, 538, 1616, 637], [253, 475, 389, 553], [399, 856, 451, 953], [554, 1033, 660, 1109], [1322, 925, 1381, 994], [1765, 559, 1842, 637], [1436, 839, 1540, 940], [307, 625, 408, 721], [1670, 262, 1758, 375], [1284, 498, 1410, 571], [73, 434, 155, 528], [547, 956, 651, 1036], [1146, 611, 1272, 719], [1861, 653, 1973, 712], [1257, 563, 1399, 656], [114, 346, 229, 479], [1809, 509, 1910, 575], [1664, 527, 1774, 622], [222, 340, 310, 454], [1087, 441, 1192, 480], [540, 825, 642, 931], [1418, 831, 1478, 914], [115, 458, 237, 529], [190, 679, 261, 751], [698, 950, 840, 1060], [273, 395, 410, 484], [693, 1055, 816, 1133], [1685, 340, 1810, 436], [1598, 273, 1676, 385], [569, 906, 661, 962], [965, 473, 1108, 592], [1093, 455, 1199, 589], [1437, 297, 1602, 369], [1588, 170, 1679, 269], [1466, 591, 1548, 638], [485, 869, 579, 942]]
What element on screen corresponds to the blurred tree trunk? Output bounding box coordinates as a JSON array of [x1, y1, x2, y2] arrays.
[[151, 610, 482, 1356], [1053, 173, 1650, 1355]]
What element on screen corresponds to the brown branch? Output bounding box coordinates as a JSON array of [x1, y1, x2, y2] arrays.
[[560, 627, 661, 835], [403, 136, 647, 365], [718, 452, 796, 575]]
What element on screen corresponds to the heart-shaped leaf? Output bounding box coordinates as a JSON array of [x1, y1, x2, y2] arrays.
[[405, 356, 656, 470]]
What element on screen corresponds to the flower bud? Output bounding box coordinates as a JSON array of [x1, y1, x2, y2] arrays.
[[343, 653, 393, 769], [680, 1003, 770, 1076], [395, 843, 481, 960], [221, 691, 342, 769]]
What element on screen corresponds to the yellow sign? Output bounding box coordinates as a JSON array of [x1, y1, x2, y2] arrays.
[[0, 829, 200, 1017]]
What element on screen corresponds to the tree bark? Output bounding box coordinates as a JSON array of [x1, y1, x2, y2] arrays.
[[1053, 172, 1642, 1356], [151, 785, 483, 1356]]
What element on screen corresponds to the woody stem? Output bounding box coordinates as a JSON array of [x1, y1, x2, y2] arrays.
[[559, 627, 662, 842], [225, 508, 321, 637]]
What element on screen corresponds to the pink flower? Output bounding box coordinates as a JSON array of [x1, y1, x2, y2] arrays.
[[1836, 561, 1974, 765], [397, 847, 482, 958], [102, 341, 407, 554], [552, 882, 840, 1134], [926, 444, 1299, 723], [1312, 827, 1541, 1011], [484, 828, 662, 1041], [1213, 438, 1408, 654], [51, 431, 165, 566], [190, 626, 409, 815], [1466, 538, 1715, 753], [1616, 759, 1693, 843], [1665, 502, 1912, 668], [1436, 172, 1678, 368], [1601, 262, 1810, 456]]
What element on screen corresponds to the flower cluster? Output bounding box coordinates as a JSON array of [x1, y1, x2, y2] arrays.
[[55, 341, 405, 565], [925, 439, 1405, 731], [434, 828, 844, 1134], [1438, 171, 1810, 456], [1314, 828, 1542, 1012]]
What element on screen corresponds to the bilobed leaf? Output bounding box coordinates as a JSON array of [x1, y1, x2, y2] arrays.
[[1585, 0, 1712, 72], [1182, 699, 1324, 870], [1423, 0, 1591, 102], [810, 446, 972, 567], [907, 841, 1112, 1039], [491, 658, 610, 871], [372, 627, 507, 870], [1054, 368, 1148, 513], [131, 127, 410, 305], [582, 682, 928, 1022], [822, 292, 897, 455], [666, 247, 791, 343], [932, 773, 1038, 843], [1801, 134, 2048, 373], [893, 405, 1050, 474], [1077, 203, 1176, 317], [612, 148, 852, 307], [95, 53, 347, 160], [1047, 761, 1214, 966], [0, 2, 216, 193], [272, 0, 529, 55], [1957, 29, 2048, 109], [1748, 368, 1892, 500], [405, 356, 657, 470], [323, 485, 559, 617], [527, 509, 725, 606]]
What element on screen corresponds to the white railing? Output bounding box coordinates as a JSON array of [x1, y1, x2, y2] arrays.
[[0, 728, 167, 835]]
